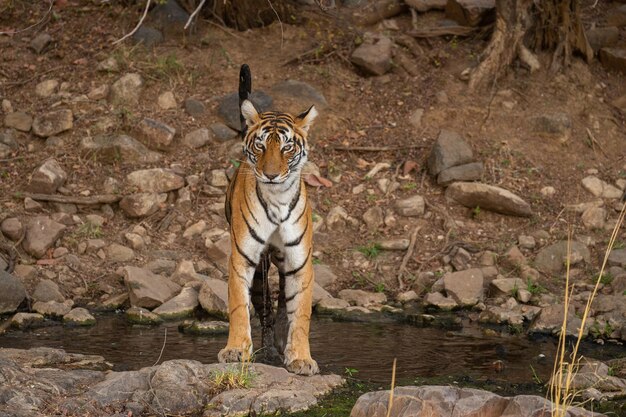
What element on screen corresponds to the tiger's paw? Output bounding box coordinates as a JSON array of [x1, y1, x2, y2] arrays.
[[218, 347, 249, 363], [286, 358, 319, 376]]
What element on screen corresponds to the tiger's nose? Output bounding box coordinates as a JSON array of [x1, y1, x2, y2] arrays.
[[265, 172, 278, 180]]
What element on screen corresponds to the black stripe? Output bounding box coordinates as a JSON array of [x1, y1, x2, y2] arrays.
[[292, 202, 308, 224], [240, 207, 265, 245], [243, 191, 259, 224], [285, 293, 297, 303], [285, 220, 308, 247], [255, 182, 278, 225], [280, 181, 301, 222], [284, 249, 311, 276], [287, 308, 296, 315], [233, 235, 256, 268]]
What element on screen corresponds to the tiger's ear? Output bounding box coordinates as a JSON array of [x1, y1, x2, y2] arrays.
[[295, 105, 318, 133], [241, 99, 260, 127]]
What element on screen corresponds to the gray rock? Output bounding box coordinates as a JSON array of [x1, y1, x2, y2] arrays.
[[315, 297, 350, 313], [32, 279, 64, 303], [22, 216, 66, 258], [405, 0, 447, 12], [427, 130, 473, 176], [157, 91, 177, 109], [146, 259, 177, 275], [150, 0, 190, 34], [127, 168, 184, 193], [312, 283, 332, 306], [445, 0, 495, 27], [445, 182, 532, 217], [205, 239, 230, 274], [183, 98, 205, 117], [1, 217, 23, 241], [153, 286, 199, 319], [136, 118, 176, 150], [97, 56, 119, 72], [424, 292, 458, 310], [105, 243, 135, 262], [131, 25, 163, 47], [63, 308, 96, 326], [599, 47, 626, 74], [109, 73, 144, 105], [27, 158, 67, 194], [119, 193, 166, 217], [183, 220, 206, 240], [581, 176, 623, 199], [178, 319, 229, 335], [531, 112, 571, 136], [218, 91, 273, 131], [198, 278, 228, 319], [443, 268, 483, 307], [530, 304, 588, 338], [124, 232, 145, 250], [437, 162, 483, 186], [272, 80, 328, 108], [534, 240, 590, 274], [35, 79, 59, 98], [379, 239, 410, 251], [490, 277, 524, 297], [32, 300, 73, 317], [350, 33, 393, 76], [586, 27, 619, 52], [123, 266, 181, 309], [126, 306, 163, 325], [394, 195, 425, 217], [29, 33, 52, 54], [210, 123, 238, 142], [325, 206, 350, 230], [518, 235, 535, 249], [362, 206, 383, 231], [9, 312, 45, 329], [81, 134, 161, 164], [581, 207, 606, 229], [313, 264, 337, 289], [608, 249, 626, 268], [4, 111, 33, 132], [338, 289, 386, 307], [182, 128, 211, 148], [0, 270, 27, 314]]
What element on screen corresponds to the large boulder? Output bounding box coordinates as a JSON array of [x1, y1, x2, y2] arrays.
[[22, 216, 66, 258], [0, 270, 27, 314], [445, 182, 532, 217], [153, 286, 199, 319], [123, 266, 181, 309], [351, 33, 393, 76], [198, 278, 228, 318], [443, 268, 484, 306], [126, 168, 185, 193], [427, 130, 474, 176], [534, 240, 590, 274]]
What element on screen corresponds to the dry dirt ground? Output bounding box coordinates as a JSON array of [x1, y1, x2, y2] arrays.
[[0, 1, 625, 303]]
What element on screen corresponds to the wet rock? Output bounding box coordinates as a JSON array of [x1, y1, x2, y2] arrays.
[[63, 308, 96, 326], [10, 312, 45, 329], [530, 304, 588, 337], [406, 0, 446, 12], [362, 206, 383, 231], [102, 293, 129, 310], [127, 168, 184, 193], [105, 243, 135, 262], [427, 130, 473, 176], [81, 134, 161, 164], [394, 195, 425, 217], [198, 278, 228, 318], [22, 216, 66, 258], [437, 162, 483, 186], [443, 268, 483, 307], [313, 283, 332, 306], [4, 111, 33, 132], [424, 292, 458, 310], [581, 206, 606, 229], [32, 279, 65, 303], [351, 33, 393, 75], [210, 123, 238, 142], [1, 217, 23, 241], [218, 91, 273, 131], [131, 25, 163, 47], [531, 112, 571, 136], [397, 290, 419, 303], [157, 91, 177, 109], [569, 360, 626, 401], [445, 0, 495, 27], [272, 80, 328, 108], [608, 249, 626, 268], [120, 192, 166, 217], [338, 289, 386, 307], [35, 79, 59, 98], [534, 240, 590, 274], [599, 47, 626, 74], [315, 297, 351, 313], [479, 305, 524, 326], [136, 118, 176, 150], [184, 98, 205, 117], [445, 182, 532, 217], [178, 319, 229, 335], [29, 32, 52, 54], [182, 127, 211, 148], [586, 27, 619, 52], [153, 286, 199, 319], [0, 270, 27, 314], [123, 266, 181, 309], [27, 158, 67, 194], [313, 264, 338, 289], [109, 73, 144, 105], [32, 300, 73, 317], [126, 306, 163, 325]]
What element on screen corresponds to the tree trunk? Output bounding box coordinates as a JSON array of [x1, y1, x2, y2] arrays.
[[469, 0, 593, 92]]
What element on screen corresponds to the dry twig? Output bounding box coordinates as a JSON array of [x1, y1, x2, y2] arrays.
[[0, 1, 53, 35], [23, 193, 122, 205], [184, 0, 207, 30], [113, 0, 152, 45]]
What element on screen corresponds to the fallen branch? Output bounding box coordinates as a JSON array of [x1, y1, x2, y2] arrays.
[[113, 0, 152, 45], [0, 0, 53, 36], [184, 0, 207, 30], [22, 193, 122, 205], [331, 144, 427, 152], [397, 225, 422, 290]]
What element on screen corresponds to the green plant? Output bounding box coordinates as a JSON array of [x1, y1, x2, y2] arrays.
[[608, 366, 616, 377], [73, 222, 103, 239], [357, 242, 382, 259], [471, 206, 481, 218], [600, 272, 614, 285], [374, 283, 386, 293], [229, 159, 241, 168], [312, 258, 322, 265], [401, 182, 417, 190], [208, 363, 254, 394], [530, 365, 543, 384], [526, 279, 545, 295], [344, 367, 359, 377], [508, 324, 523, 335]]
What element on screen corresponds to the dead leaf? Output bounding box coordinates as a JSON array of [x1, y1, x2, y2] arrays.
[[356, 158, 373, 170], [303, 173, 333, 188], [403, 160, 419, 176]]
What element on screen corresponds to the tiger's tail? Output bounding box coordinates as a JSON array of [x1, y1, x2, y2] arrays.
[[239, 64, 252, 135]]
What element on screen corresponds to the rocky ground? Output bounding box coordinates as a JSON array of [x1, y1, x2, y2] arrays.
[[1, 0, 626, 416]]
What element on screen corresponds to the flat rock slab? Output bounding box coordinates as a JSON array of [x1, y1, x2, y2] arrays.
[[443, 268, 484, 306], [0, 347, 343, 417], [350, 385, 604, 417], [32, 109, 73, 137], [445, 182, 532, 217]]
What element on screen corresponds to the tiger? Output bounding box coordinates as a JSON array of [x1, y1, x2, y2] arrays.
[[217, 64, 319, 376]]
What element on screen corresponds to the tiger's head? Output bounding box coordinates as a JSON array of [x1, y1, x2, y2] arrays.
[[240, 99, 317, 184]]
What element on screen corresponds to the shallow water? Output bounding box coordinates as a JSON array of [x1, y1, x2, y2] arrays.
[[0, 314, 624, 384]]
